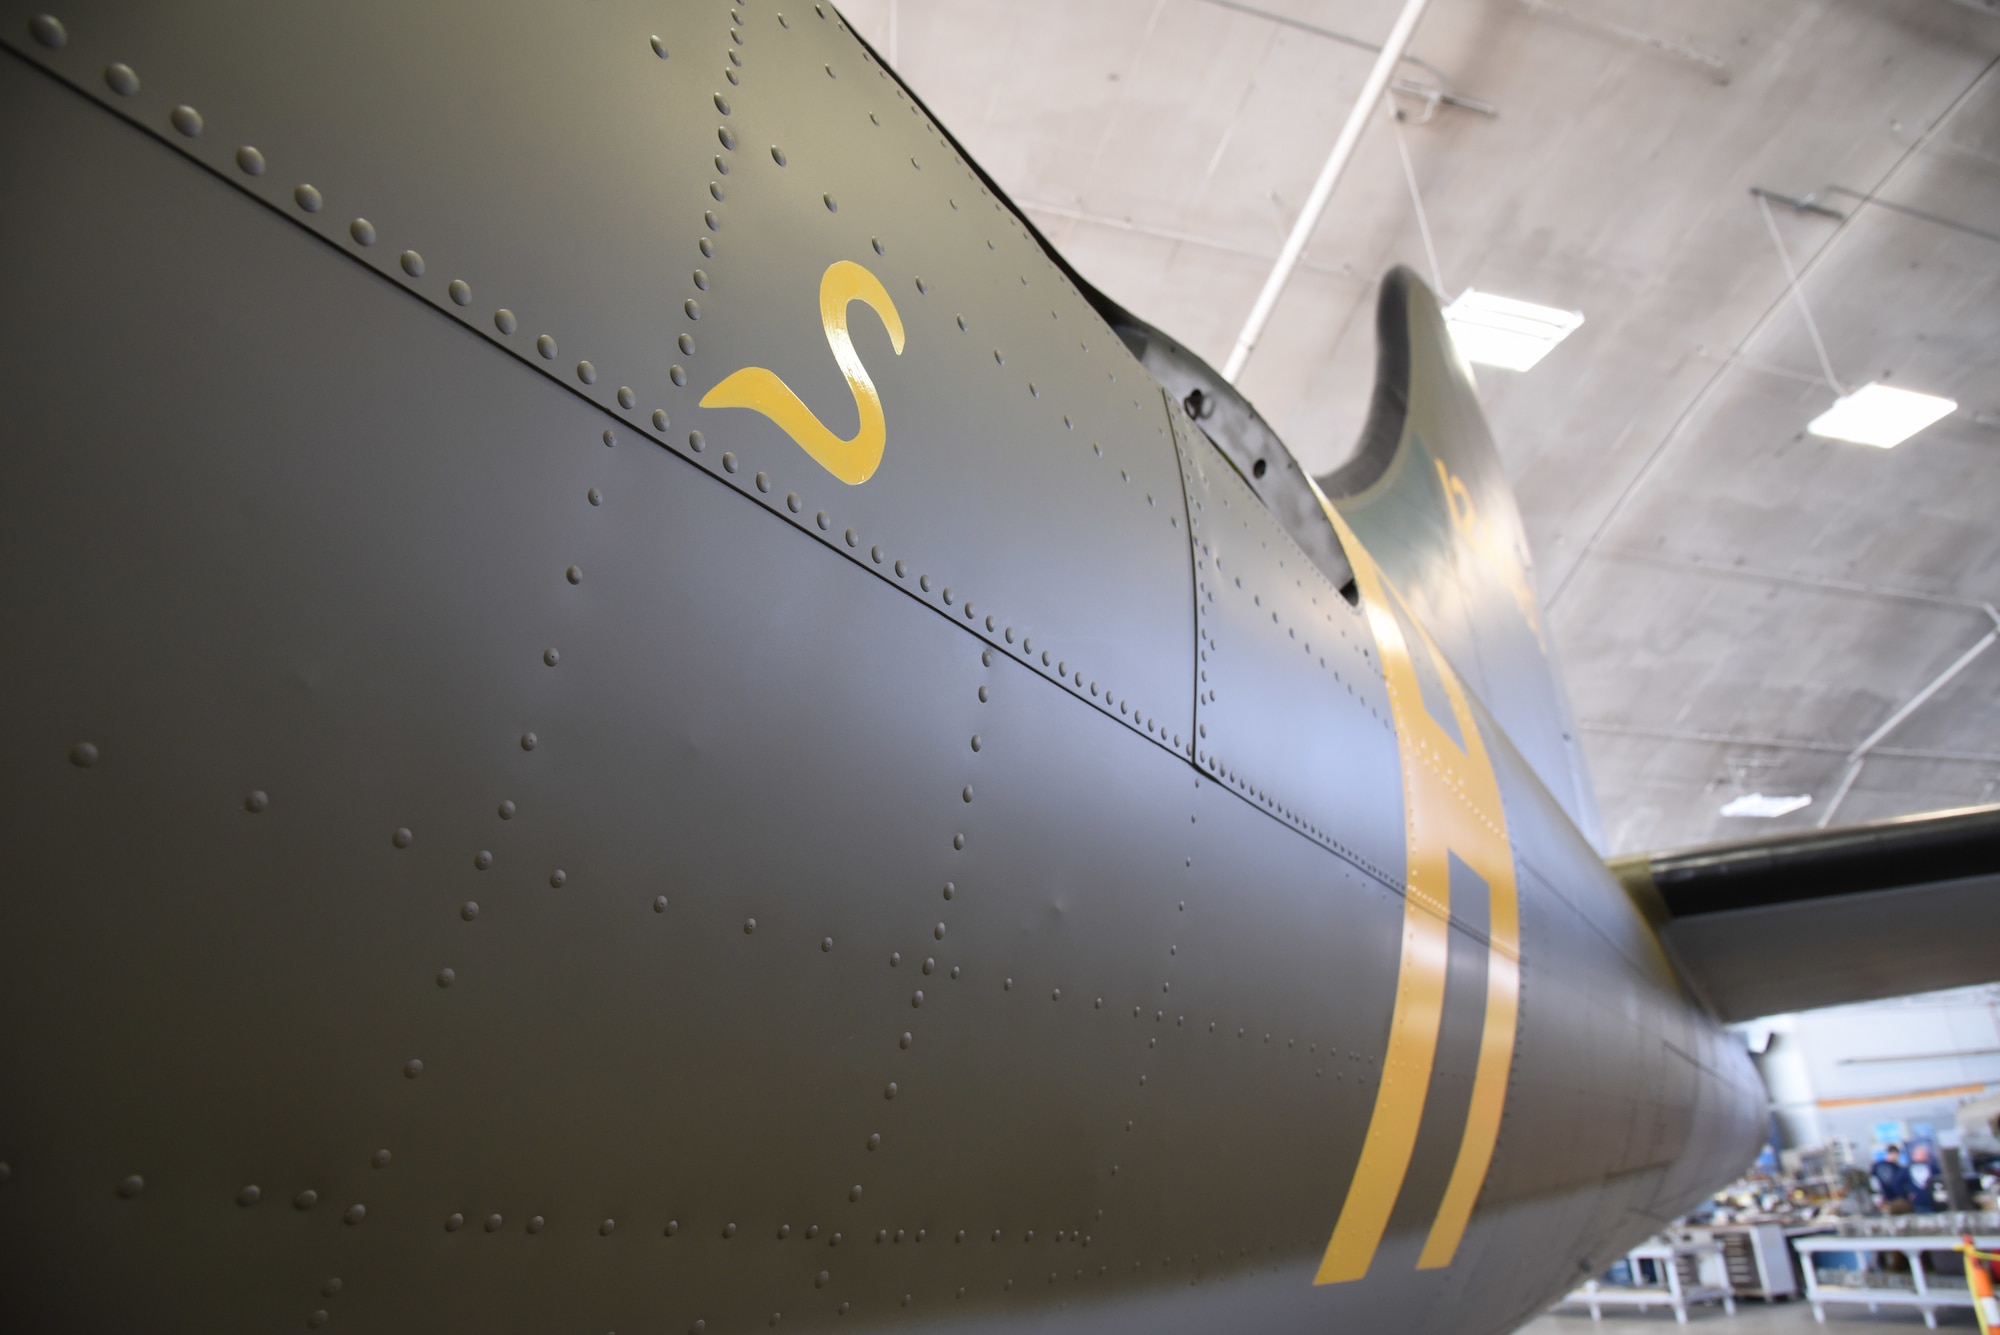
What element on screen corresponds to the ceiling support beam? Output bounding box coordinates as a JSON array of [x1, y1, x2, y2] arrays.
[[1221, 0, 1432, 383], [1818, 606, 2000, 827]]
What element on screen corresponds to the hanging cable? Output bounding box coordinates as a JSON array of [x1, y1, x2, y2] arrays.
[[1755, 192, 1844, 395], [1389, 100, 1446, 296]]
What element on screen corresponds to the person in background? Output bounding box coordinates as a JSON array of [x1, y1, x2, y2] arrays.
[[1872, 1144, 1918, 1214], [1907, 1142, 1941, 1213]]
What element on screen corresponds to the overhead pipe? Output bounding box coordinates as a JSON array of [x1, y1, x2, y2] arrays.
[[1222, 0, 1433, 383]]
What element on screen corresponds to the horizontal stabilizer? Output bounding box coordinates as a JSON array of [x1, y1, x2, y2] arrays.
[[1612, 805, 2000, 1021]]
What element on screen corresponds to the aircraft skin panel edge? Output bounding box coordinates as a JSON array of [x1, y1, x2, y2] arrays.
[[0, 4, 1766, 1333]]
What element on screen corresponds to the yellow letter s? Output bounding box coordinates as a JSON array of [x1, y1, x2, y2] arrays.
[[700, 260, 906, 485]]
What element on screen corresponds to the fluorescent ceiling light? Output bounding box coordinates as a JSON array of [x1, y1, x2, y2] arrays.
[[1720, 793, 1812, 819], [1807, 381, 1957, 449], [1443, 290, 1584, 372]]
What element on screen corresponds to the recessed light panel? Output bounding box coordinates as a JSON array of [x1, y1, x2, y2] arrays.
[[1442, 290, 1585, 372], [1719, 793, 1812, 819], [1807, 381, 1956, 449]]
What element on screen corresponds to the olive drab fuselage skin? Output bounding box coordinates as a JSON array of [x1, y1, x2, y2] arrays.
[[0, 5, 1762, 1333]]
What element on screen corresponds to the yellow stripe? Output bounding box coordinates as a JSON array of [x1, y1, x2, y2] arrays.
[[1316, 896, 1453, 1283], [1418, 907, 1519, 1268], [1314, 494, 1520, 1284]]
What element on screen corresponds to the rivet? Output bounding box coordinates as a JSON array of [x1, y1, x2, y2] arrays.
[[849, 1185, 863, 1201], [617, 387, 635, 409], [404, 1058, 424, 1079], [495, 308, 518, 335], [699, 236, 714, 257], [823, 193, 838, 212], [228, 144, 265, 175], [754, 471, 770, 492], [1004, 978, 1013, 990], [170, 104, 203, 137], [743, 916, 759, 934], [723, 452, 739, 473], [916, 277, 928, 294], [942, 881, 953, 900], [436, 968, 455, 987], [650, 34, 668, 58], [577, 360, 597, 384], [772, 145, 788, 166], [528, 1215, 545, 1233], [922, 957, 934, 974], [678, 332, 695, 354], [243, 789, 269, 813], [816, 1271, 828, 1287], [815, 510, 829, 530], [666, 1220, 679, 1235], [714, 93, 732, 115], [345, 1203, 366, 1225], [294, 184, 323, 213], [785, 492, 802, 512], [536, 334, 557, 359], [821, 936, 833, 951], [871, 236, 885, 255], [961, 786, 973, 802], [952, 833, 964, 850], [671, 365, 687, 386], [844, 527, 858, 547], [460, 899, 480, 919], [498, 800, 516, 819], [985, 615, 996, 631], [587, 487, 602, 507], [654, 896, 669, 913], [721, 1222, 735, 1238], [446, 1212, 464, 1231], [565, 565, 583, 585], [652, 409, 670, 432], [600, 1218, 616, 1236], [237, 1184, 261, 1205], [890, 950, 901, 967], [866, 1133, 881, 1151], [308, 1313, 328, 1330], [103, 63, 138, 97], [688, 430, 705, 452], [942, 588, 954, 604], [899, 1029, 912, 1049], [684, 299, 700, 321], [709, 180, 725, 201], [911, 990, 923, 1007], [870, 544, 884, 563], [446, 278, 471, 306], [295, 1189, 318, 1209], [886, 1079, 899, 1097], [549, 869, 566, 889], [373, 1149, 392, 1167], [349, 218, 376, 247], [28, 14, 66, 48], [323, 1279, 343, 1298]]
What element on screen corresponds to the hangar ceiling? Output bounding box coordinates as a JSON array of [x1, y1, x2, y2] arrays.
[[839, 0, 2000, 854]]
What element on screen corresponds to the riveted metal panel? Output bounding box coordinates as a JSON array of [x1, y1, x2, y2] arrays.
[[1175, 401, 1406, 889], [0, 8, 1770, 1334], [0, 0, 1195, 754], [0, 45, 1458, 1334]]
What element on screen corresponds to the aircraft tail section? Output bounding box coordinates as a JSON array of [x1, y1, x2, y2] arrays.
[[1318, 267, 1602, 847]]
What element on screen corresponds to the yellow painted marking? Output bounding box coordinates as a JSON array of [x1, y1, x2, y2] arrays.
[[1436, 459, 1545, 653], [701, 260, 906, 484], [1313, 493, 1521, 1285]]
